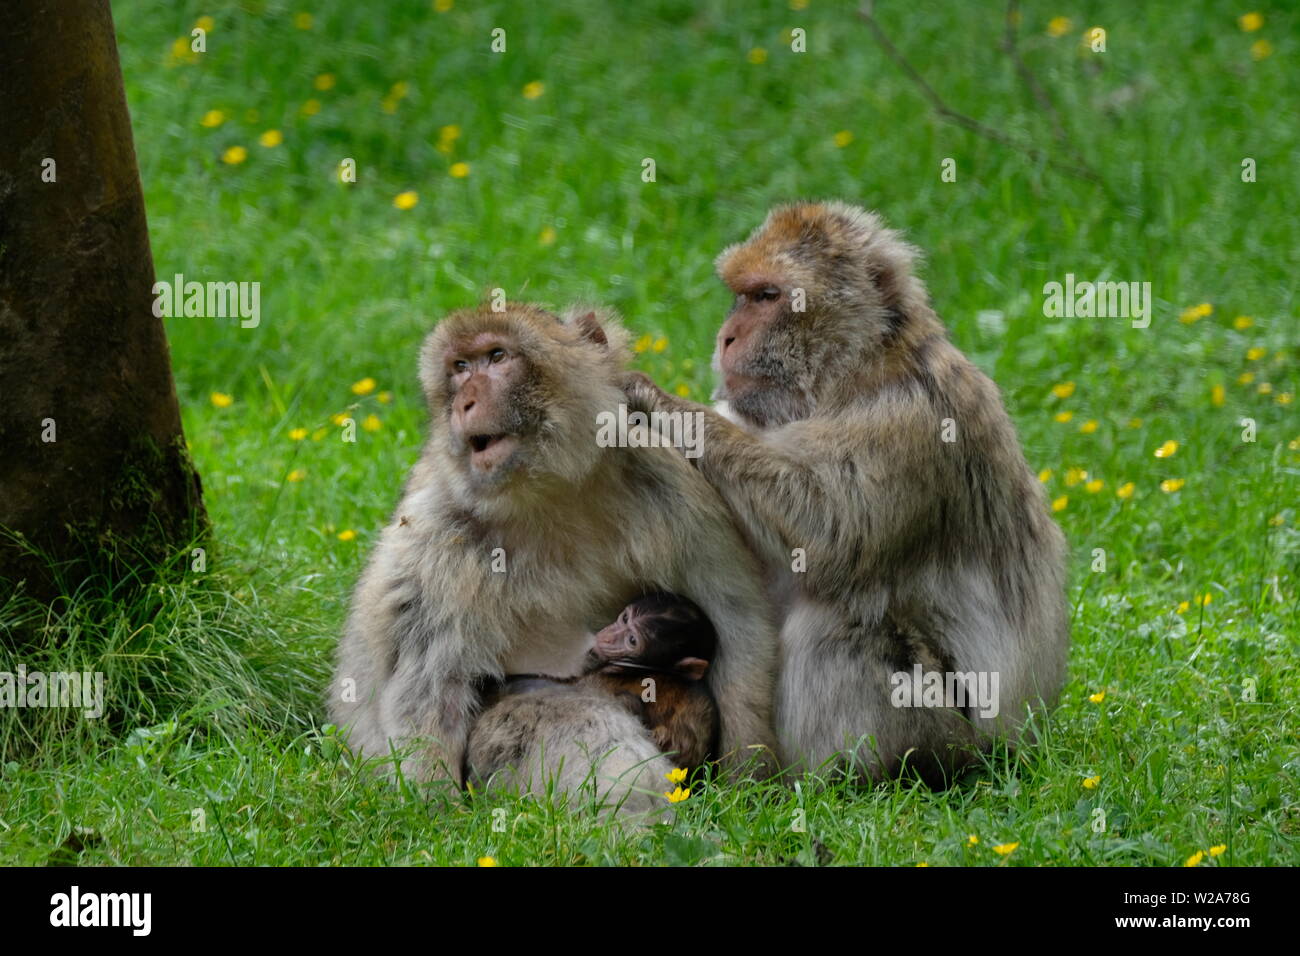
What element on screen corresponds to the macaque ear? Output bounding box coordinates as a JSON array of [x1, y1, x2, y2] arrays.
[[574, 310, 608, 347], [673, 657, 709, 681]]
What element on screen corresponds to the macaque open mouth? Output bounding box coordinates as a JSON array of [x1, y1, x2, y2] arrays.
[[468, 433, 518, 469]]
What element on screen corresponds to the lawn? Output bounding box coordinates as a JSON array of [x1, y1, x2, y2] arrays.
[[1, 0, 1296, 866]]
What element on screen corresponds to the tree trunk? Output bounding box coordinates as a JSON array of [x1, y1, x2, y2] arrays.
[[0, 0, 204, 603]]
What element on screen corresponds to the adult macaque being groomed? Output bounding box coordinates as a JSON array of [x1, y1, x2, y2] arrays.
[[625, 202, 1070, 786], [468, 592, 720, 782], [330, 303, 778, 816]]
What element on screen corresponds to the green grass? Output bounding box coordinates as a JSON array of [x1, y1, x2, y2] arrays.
[[1, 0, 1296, 866]]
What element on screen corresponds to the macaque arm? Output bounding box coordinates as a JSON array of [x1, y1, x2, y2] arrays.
[[636, 384, 936, 571]]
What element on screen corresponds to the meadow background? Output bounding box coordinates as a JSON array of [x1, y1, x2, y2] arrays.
[[1, 0, 1296, 866]]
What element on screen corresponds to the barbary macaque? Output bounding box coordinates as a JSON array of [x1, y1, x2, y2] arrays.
[[624, 202, 1069, 786], [468, 592, 720, 782], [330, 302, 778, 815]]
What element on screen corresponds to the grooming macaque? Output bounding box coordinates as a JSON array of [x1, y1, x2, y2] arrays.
[[625, 202, 1069, 786], [331, 303, 778, 815], [468, 592, 720, 782]]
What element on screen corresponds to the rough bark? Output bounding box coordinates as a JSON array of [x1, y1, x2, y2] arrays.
[[0, 0, 204, 603]]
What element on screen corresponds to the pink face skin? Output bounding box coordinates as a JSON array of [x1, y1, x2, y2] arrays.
[[716, 280, 784, 396], [445, 332, 522, 474], [593, 603, 644, 659], [590, 603, 710, 681]]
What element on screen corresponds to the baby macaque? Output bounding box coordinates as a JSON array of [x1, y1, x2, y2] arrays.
[[470, 593, 720, 780]]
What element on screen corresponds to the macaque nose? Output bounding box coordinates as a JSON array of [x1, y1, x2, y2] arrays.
[[722, 336, 736, 352]]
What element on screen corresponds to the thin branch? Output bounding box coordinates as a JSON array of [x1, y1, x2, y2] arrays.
[[858, 0, 1102, 186]]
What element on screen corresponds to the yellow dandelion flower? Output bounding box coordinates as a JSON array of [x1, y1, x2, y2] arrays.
[[210, 391, 234, 408], [286, 468, 306, 483], [288, 427, 308, 441], [664, 786, 690, 803], [1153, 439, 1178, 458], [1209, 844, 1227, 857], [440, 124, 462, 142], [1237, 371, 1254, 385], [1116, 482, 1135, 500], [195, 15, 215, 32], [258, 129, 283, 148], [1269, 514, 1285, 527], [388, 82, 409, 100], [1051, 381, 1076, 399], [1085, 479, 1103, 494], [1160, 478, 1185, 493], [1082, 775, 1100, 789], [992, 842, 1019, 856], [967, 834, 979, 846], [450, 162, 470, 178], [1239, 12, 1263, 32], [1128, 418, 1143, 429], [1079, 419, 1098, 434], [1051, 495, 1068, 513], [1195, 592, 1212, 606], [1246, 346, 1266, 361], [337, 529, 357, 541], [633, 334, 652, 354], [1289, 438, 1300, 451], [311, 427, 328, 441], [221, 146, 248, 165], [352, 377, 377, 395], [916, 861, 929, 867], [522, 81, 545, 100], [1250, 39, 1272, 60], [833, 130, 854, 148], [393, 191, 419, 210], [1037, 468, 1053, 483], [1088, 690, 1105, 703], [314, 73, 336, 91], [1257, 382, 1273, 395], [1211, 384, 1225, 407], [1176, 601, 1190, 614], [1047, 17, 1071, 37], [200, 109, 226, 128], [293, 11, 313, 30], [301, 98, 322, 116], [1054, 410, 1074, 423], [1064, 467, 1088, 487], [665, 767, 688, 784], [674, 384, 691, 398], [377, 391, 392, 404], [653, 337, 668, 354], [477, 855, 497, 866], [1179, 302, 1212, 324], [1184, 850, 1204, 868], [435, 0, 454, 11], [362, 414, 382, 432], [1277, 392, 1293, 405], [538, 226, 557, 246], [747, 47, 768, 64], [330, 412, 351, 427], [1233, 315, 1253, 330]]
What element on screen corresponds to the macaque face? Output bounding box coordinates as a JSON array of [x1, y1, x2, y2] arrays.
[[713, 280, 812, 429], [443, 332, 539, 484], [590, 595, 714, 680]]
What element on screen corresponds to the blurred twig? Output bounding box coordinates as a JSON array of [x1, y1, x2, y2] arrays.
[[858, 0, 1103, 186]]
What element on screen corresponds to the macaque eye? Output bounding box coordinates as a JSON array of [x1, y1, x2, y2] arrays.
[[489, 348, 506, 364], [453, 359, 468, 372], [755, 287, 780, 302], [628, 635, 638, 647]]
